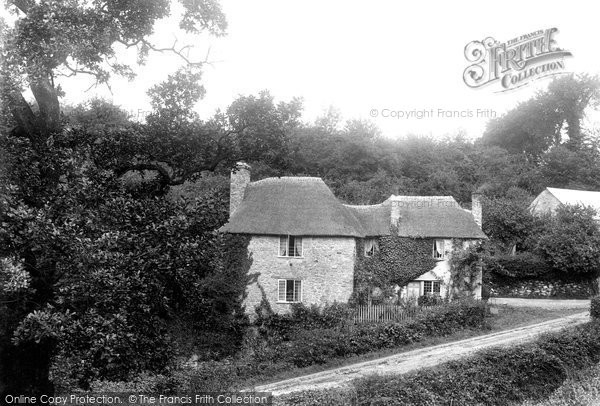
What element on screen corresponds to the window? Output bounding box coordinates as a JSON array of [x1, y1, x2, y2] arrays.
[[278, 279, 302, 302], [423, 280, 441, 295], [364, 238, 379, 257], [433, 239, 446, 259], [279, 235, 303, 257]]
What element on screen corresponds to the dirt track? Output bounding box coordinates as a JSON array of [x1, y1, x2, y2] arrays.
[[488, 298, 590, 309], [252, 312, 590, 396]]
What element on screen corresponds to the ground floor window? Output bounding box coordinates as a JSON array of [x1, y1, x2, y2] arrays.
[[278, 279, 302, 302], [423, 280, 441, 295]]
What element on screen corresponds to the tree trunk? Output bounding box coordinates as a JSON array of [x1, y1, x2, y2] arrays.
[[30, 76, 61, 134]]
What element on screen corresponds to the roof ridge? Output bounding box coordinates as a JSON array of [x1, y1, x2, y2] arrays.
[[251, 176, 324, 185], [389, 195, 456, 200], [547, 187, 600, 193], [343, 203, 387, 209]]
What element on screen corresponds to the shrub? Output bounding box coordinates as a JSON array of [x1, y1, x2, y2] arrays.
[[279, 299, 487, 368], [591, 295, 600, 320], [486, 252, 552, 279], [255, 302, 351, 345], [417, 294, 443, 306], [275, 388, 357, 406]]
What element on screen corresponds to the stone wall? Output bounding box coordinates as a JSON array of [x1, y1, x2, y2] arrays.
[[489, 279, 593, 299], [245, 235, 356, 315]]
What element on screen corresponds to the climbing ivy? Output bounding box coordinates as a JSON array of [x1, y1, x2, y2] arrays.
[[449, 239, 484, 298], [353, 236, 437, 304]]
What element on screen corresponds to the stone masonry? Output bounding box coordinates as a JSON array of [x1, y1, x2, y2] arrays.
[[229, 163, 251, 216], [244, 236, 356, 315]]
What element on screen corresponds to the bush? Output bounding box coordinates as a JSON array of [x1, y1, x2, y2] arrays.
[[486, 252, 552, 279], [591, 296, 600, 319], [275, 388, 357, 406], [417, 294, 443, 306], [279, 299, 487, 368], [255, 302, 352, 345], [348, 321, 600, 406]]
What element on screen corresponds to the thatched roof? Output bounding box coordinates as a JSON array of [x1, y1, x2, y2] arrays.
[[344, 204, 391, 236], [386, 195, 487, 239], [220, 177, 486, 239], [220, 177, 366, 237]]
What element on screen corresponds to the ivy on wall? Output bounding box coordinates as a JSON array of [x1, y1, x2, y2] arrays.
[[448, 240, 482, 298], [354, 235, 437, 303]]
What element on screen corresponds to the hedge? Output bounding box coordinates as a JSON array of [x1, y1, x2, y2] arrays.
[[276, 321, 600, 405], [592, 296, 600, 320], [353, 321, 600, 406], [277, 299, 487, 368]]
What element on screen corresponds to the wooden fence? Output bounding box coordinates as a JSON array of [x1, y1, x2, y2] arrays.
[[352, 303, 444, 323]]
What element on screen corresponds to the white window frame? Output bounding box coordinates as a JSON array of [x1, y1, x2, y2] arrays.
[[433, 239, 447, 260], [423, 280, 441, 296], [278, 235, 303, 257], [364, 238, 379, 257], [277, 279, 302, 303]]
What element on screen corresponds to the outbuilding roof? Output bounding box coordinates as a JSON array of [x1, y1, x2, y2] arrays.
[[545, 187, 600, 212]]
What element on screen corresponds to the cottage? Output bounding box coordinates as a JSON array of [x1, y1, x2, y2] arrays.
[[530, 187, 600, 219], [220, 164, 486, 314]]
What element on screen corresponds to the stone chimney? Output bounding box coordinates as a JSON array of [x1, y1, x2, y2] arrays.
[[230, 162, 251, 217], [471, 192, 482, 228], [390, 200, 401, 228]]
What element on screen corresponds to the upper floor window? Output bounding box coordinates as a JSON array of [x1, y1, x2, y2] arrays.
[[433, 239, 447, 260], [279, 235, 303, 257], [364, 238, 379, 257]]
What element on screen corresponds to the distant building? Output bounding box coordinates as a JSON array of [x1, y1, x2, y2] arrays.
[[530, 187, 600, 219], [220, 163, 486, 314]]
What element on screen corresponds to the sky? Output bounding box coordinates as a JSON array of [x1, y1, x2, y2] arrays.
[[7, 0, 600, 139]]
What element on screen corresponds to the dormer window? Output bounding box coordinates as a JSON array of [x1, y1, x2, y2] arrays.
[[279, 235, 303, 257], [364, 238, 379, 257]]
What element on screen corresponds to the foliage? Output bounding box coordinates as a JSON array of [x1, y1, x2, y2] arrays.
[[486, 252, 553, 280], [417, 294, 444, 306], [262, 299, 486, 368], [275, 389, 357, 406], [0, 103, 254, 391], [351, 321, 600, 406], [521, 363, 600, 406], [448, 241, 484, 298], [535, 205, 600, 278], [481, 189, 542, 251], [482, 74, 600, 157], [354, 237, 437, 304], [591, 296, 600, 320], [254, 302, 352, 344]]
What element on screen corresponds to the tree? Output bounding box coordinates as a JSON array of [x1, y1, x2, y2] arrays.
[[1, 0, 226, 138], [535, 205, 600, 285], [481, 188, 540, 252], [482, 74, 600, 158], [0, 1, 241, 395]]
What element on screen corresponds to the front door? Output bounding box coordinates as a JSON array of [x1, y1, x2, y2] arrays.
[[407, 281, 421, 299]]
